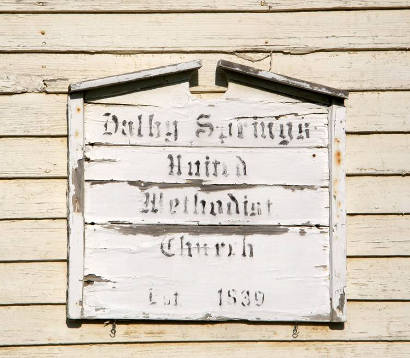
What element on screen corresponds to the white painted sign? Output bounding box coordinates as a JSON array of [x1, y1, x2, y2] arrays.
[[67, 60, 347, 322]]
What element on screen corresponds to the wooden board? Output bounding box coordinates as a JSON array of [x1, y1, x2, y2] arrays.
[[84, 101, 328, 147], [2, 52, 410, 94], [347, 177, 410, 214], [1, 257, 408, 305], [2, 0, 410, 12], [85, 182, 329, 226], [0, 219, 66, 261], [85, 147, 329, 186], [0, 138, 66, 178], [1, 342, 410, 358], [1, 92, 409, 137], [83, 225, 330, 321], [2, 178, 410, 220], [347, 215, 410, 256], [0, 93, 67, 135], [2, 134, 410, 178], [1, 12, 410, 52], [0, 179, 66, 219], [0, 302, 409, 345], [1, 215, 409, 262]]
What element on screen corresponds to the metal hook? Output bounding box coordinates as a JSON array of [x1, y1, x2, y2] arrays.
[[104, 320, 117, 338], [292, 324, 299, 339]]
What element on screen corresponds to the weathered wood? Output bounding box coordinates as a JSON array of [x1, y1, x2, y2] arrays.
[[347, 135, 410, 175], [2, 0, 410, 12], [347, 258, 410, 300], [0, 179, 66, 219], [1, 342, 410, 358], [2, 134, 410, 178], [67, 92, 84, 319], [84, 101, 328, 147], [218, 59, 348, 99], [347, 177, 410, 214], [1, 215, 408, 261], [1, 12, 410, 52], [0, 302, 409, 345], [70, 60, 201, 93], [1, 92, 409, 137], [329, 102, 346, 321], [0, 262, 66, 304], [85, 182, 329, 226], [347, 215, 410, 256], [82, 225, 330, 320], [0, 138, 66, 178], [85, 147, 329, 186], [347, 92, 410, 133], [2, 52, 410, 94], [0, 219, 66, 261], [0, 258, 408, 304], [0, 93, 67, 135], [2, 178, 410, 220]]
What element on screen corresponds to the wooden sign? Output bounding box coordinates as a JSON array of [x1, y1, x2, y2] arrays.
[[67, 60, 348, 322]]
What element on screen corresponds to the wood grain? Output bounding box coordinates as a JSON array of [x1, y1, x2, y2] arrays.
[[1, 177, 409, 219], [2, 135, 410, 177], [1, 92, 409, 136], [0, 138, 66, 177], [1, 342, 410, 358], [0, 258, 407, 304], [1, 52, 410, 94], [1, 215, 408, 261], [0, 12, 409, 53], [0, 179, 66, 219], [0, 219, 66, 261], [347, 215, 410, 256], [0, 302, 409, 345], [2, 0, 410, 12]]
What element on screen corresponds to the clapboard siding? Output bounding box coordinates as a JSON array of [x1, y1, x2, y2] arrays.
[[1, 216, 409, 261], [0, 220, 66, 261], [1, 177, 410, 219], [1, 12, 409, 53], [1, 342, 410, 358], [2, 52, 410, 94], [1, 135, 409, 177], [0, 302, 409, 345], [2, 0, 410, 12], [2, 92, 410, 137], [0, 258, 407, 304]]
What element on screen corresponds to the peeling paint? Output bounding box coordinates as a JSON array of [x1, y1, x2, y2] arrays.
[[100, 223, 290, 236], [83, 274, 113, 286], [71, 159, 84, 213]]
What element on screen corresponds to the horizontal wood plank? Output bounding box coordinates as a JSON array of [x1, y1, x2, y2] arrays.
[[1, 258, 408, 304], [0, 138, 66, 177], [1, 12, 409, 53], [346, 135, 410, 175], [1, 342, 410, 358], [347, 215, 410, 256], [2, 134, 410, 177], [0, 93, 67, 135], [0, 179, 66, 219], [0, 219, 66, 261], [347, 92, 410, 133], [0, 51, 410, 94], [2, 92, 409, 136], [1, 215, 409, 261], [347, 177, 410, 214], [2, 0, 410, 12], [1, 177, 410, 220], [0, 302, 409, 344], [1, 52, 410, 94]]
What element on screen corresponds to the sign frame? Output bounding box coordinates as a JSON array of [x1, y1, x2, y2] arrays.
[[67, 60, 347, 322]]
